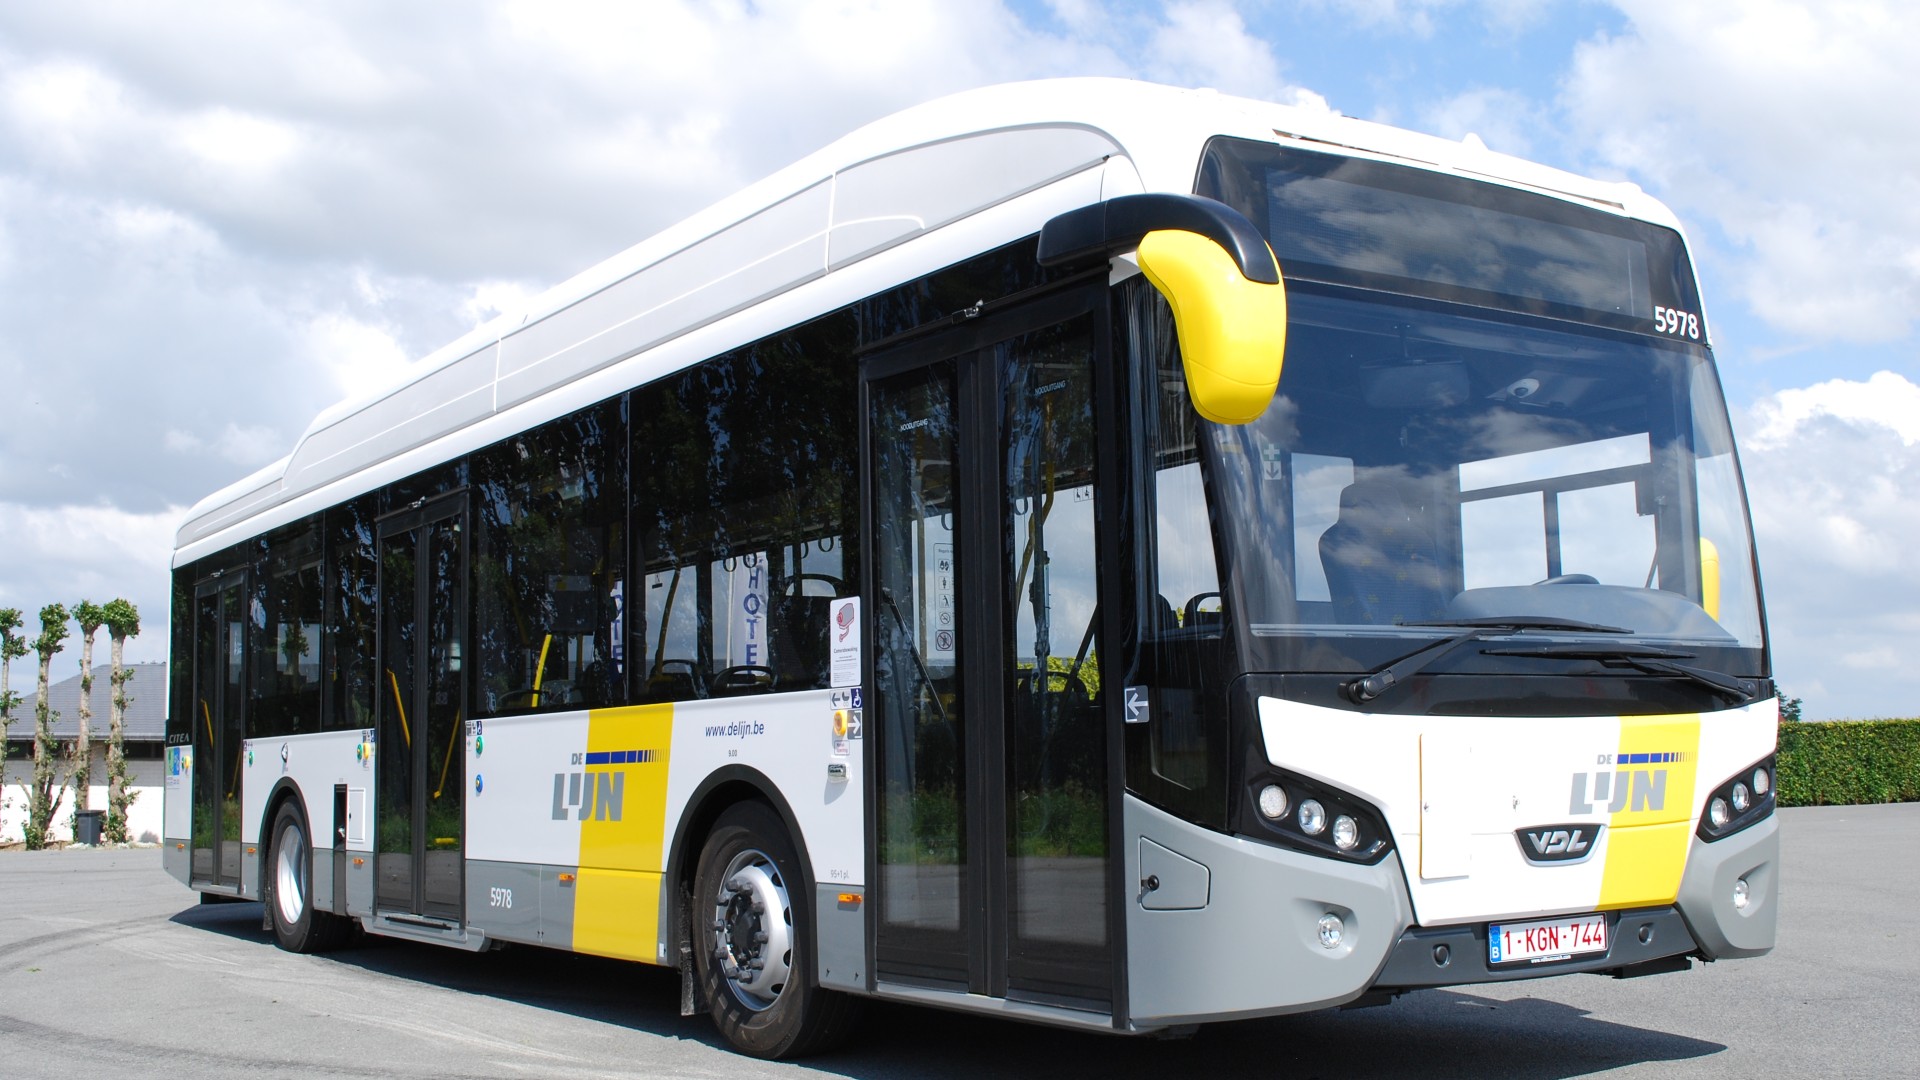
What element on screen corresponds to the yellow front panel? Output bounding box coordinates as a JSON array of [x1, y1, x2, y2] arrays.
[[1598, 714, 1701, 909]]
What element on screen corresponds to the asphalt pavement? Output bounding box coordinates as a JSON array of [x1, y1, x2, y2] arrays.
[[1, 803, 1913, 1079]]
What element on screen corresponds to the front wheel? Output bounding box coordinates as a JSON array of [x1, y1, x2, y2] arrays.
[[693, 801, 860, 1058], [265, 802, 352, 953]]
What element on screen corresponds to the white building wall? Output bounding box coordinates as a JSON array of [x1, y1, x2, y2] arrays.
[[0, 747, 164, 845]]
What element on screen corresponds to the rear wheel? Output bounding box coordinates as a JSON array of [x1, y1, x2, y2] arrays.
[[265, 802, 351, 953], [693, 801, 861, 1058]]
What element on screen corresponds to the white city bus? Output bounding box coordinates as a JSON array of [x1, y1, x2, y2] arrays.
[[165, 78, 1779, 1058]]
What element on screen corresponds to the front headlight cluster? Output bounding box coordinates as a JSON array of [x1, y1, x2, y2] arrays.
[[1697, 754, 1776, 841], [1243, 770, 1392, 864]]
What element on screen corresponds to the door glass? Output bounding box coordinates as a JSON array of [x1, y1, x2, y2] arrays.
[[220, 585, 246, 884], [191, 591, 219, 882], [377, 527, 418, 910], [421, 517, 465, 917], [872, 361, 967, 975], [1000, 319, 1109, 1002]]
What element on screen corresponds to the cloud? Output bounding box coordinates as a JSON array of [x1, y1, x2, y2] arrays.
[[162, 423, 285, 466], [1417, 85, 1546, 158], [1304, 0, 1552, 38], [0, 502, 182, 666], [1746, 371, 1920, 450], [1735, 372, 1920, 717], [1563, 1, 1920, 344]]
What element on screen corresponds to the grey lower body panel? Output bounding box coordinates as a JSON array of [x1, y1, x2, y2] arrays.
[[1676, 814, 1779, 958], [162, 839, 190, 885], [816, 885, 866, 991], [1123, 794, 1412, 1026], [463, 860, 576, 950]]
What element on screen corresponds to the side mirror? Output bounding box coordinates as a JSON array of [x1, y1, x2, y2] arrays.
[[1699, 537, 1722, 621], [1039, 194, 1287, 425]]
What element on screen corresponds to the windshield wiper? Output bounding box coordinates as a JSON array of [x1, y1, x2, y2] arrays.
[[1346, 617, 1632, 706], [1480, 642, 1760, 704]]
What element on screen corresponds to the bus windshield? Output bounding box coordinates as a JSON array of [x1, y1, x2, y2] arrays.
[[1204, 287, 1764, 662]]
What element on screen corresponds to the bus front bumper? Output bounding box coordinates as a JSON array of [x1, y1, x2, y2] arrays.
[[1123, 796, 1777, 1027]]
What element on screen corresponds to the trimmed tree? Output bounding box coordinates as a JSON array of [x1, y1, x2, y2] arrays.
[[103, 599, 141, 844], [1, 607, 27, 834], [69, 601, 105, 838], [26, 603, 70, 849]]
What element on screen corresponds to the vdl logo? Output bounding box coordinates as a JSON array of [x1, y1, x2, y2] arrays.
[[1516, 823, 1602, 864]]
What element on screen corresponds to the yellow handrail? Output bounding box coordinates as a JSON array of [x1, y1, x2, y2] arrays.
[[431, 710, 462, 800], [531, 633, 553, 708], [387, 669, 411, 748]]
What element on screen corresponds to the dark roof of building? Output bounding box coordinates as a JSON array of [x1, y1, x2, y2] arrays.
[[5, 662, 167, 742]]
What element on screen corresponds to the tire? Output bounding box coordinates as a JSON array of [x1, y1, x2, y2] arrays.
[[265, 802, 351, 953], [693, 801, 862, 1058]]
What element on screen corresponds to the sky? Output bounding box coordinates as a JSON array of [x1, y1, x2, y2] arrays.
[[0, 0, 1914, 718]]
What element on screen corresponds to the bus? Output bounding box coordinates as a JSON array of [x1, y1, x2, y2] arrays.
[[164, 78, 1779, 1058]]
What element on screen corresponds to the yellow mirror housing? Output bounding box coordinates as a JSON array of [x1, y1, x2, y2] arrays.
[[1699, 537, 1722, 621], [1136, 229, 1288, 425]]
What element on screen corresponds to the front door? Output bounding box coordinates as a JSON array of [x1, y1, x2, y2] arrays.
[[376, 495, 468, 921], [866, 287, 1115, 1009], [191, 573, 247, 888]]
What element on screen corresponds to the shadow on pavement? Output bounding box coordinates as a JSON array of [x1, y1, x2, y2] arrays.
[[169, 898, 1722, 1079]]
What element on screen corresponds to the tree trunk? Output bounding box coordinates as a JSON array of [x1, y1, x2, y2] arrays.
[[26, 604, 69, 850], [73, 630, 95, 831], [106, 634, 134, 844], [28, 647, 65, 849]]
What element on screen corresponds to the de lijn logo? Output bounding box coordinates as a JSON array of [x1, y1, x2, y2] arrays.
[[1515, 823, 1603, 864], [1568, 751, 1684, 815], [551, 748, 657, 822]]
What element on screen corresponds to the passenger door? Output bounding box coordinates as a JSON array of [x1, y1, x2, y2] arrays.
[[375, 494, 468, 922], [190, 573, 247, 890], [865, 286, 1117, 1010]]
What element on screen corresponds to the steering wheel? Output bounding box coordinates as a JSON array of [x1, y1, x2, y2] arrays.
[[1536, 574, 1599, 585]]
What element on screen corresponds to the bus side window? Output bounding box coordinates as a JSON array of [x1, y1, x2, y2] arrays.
[[470, 399, 626, 716], [1125, 283, 1226, 815], [631, 314, 859, 703]]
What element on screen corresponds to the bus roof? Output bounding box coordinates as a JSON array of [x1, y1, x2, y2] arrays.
[[175, 77, 1678, 563]]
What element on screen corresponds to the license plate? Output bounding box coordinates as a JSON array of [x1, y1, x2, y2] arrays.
[[1488, 913, 1608, 965]]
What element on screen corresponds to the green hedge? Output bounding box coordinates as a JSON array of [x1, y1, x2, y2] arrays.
[[1774, 719, 1920, 806]]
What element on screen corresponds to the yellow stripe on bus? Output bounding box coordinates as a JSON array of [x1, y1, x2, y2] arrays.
[[1597, 714, 1700, 910], [573, 702, 674, 964]]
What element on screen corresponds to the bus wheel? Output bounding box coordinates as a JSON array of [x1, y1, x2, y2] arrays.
[[266, 802, 350, 953], [693, 801, 861, 1058]]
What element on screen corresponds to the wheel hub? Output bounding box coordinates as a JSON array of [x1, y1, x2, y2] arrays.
[[275, 820, 307, 926], [711, 850, 792, 1011]]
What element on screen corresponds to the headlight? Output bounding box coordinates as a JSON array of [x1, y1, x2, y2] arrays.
[[1298, 799, 1327, 836], [1699, 754, 1777, 841], [1332, 815, 1359, 851], [1240, 770, 1392, 864]]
